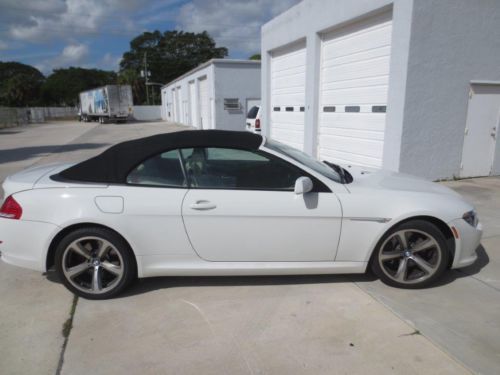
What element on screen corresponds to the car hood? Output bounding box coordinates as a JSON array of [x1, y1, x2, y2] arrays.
[[343, 165, 461, 197]]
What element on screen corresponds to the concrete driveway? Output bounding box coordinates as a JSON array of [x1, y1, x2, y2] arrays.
[[0, 121, 498, 374]]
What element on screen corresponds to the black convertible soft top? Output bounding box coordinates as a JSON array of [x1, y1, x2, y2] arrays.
[[57, 130, 263, 183]]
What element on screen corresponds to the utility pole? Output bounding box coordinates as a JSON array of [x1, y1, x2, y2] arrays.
[[143, 52, 150, 105]]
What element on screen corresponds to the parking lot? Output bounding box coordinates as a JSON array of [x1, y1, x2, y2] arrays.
[[1, 121, 499, 375]]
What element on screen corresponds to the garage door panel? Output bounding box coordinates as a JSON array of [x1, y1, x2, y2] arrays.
[[322, 56, 391, 83], [270, 129, 303, 150], [270, 42, 306, 150], [272, 74, 306, 91], [319, 113, 386, 131], [188, 82, 197, 127], [271, 122, 303, 145], [271, 65, 305, 79], [319, 148, 382, 168], [198, 77, 209, 129], [319, 126, 384, 141], [272, 49, 306, 69], [323, 45, 391, 70], [322, 75, 388, 91], [321, 85, 389, 105], [320, 134, 383, 155], [322, 23, 392, 60], [318, 13, 392, 168], [272, 112, 305, 125], [271, 93, 306, 106]]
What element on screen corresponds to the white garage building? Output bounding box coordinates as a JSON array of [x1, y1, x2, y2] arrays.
[[161, 59, 260, 131], [261, 0, 500, 180]]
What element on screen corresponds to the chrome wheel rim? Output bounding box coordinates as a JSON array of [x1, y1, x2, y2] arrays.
[[62, 236, 124, 294], [378, 229, 442, 284]]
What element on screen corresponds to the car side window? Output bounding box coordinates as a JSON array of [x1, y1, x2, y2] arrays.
[[180, 147, 307, 191], [126, 149, 187, 187]]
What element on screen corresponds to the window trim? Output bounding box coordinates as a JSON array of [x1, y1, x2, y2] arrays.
[[125, 148, 189, 189], [181, 147, 330, 193], [124, 146, 331, 193]]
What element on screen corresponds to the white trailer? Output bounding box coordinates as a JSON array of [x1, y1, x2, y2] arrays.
[[79, 85, 133, 123]]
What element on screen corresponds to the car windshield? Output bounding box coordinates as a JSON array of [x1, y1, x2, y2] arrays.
[[246, 106, 259, 119], [264, 139, 345, 183]]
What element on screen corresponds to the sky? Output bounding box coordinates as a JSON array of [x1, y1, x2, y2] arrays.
[[0, 0, 300, 75]]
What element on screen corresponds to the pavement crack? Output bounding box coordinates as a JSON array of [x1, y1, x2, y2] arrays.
[[454, 269, 500, 293], [56, 295, 78, 375]]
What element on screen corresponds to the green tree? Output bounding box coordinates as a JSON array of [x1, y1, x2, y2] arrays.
[[0, 61, 45, 106], [249, 54, 261, 60], [118, 68, 144, 106], [120, 30, 228, 104], [42, 67, 117, 106]]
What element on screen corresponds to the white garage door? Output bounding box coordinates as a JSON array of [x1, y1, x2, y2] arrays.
[[198, 76, 210, 129], [318, 12, 392, 168], [172, 88, 178, 122], [176, 86, 183, 123], [270, 42, 306, 150], [188, 81, 198, 127]]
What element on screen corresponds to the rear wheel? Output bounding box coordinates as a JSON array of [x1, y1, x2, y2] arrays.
[[371, 220, 449, 288], [55, 227, 136, 299]]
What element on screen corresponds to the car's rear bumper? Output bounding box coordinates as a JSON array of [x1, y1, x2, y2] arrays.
[[0, 218, 58, 272], [448, 218, 483, 269]]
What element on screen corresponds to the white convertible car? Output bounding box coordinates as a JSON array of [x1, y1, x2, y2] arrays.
[[0, 130, 482, 299]]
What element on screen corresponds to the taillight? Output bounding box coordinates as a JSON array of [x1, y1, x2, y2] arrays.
[[0, 196, 23, 219], [255, 119, 261, 129]]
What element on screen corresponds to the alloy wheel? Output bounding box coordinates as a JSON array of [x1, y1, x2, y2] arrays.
[[61, 236, 124, 295], [377, 229, 442, 285]]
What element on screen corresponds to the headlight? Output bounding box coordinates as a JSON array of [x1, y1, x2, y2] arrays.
[[463, 210, 478, 227]]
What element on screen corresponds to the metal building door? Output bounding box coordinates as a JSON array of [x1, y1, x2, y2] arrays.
[[460, 84, 500, 177]]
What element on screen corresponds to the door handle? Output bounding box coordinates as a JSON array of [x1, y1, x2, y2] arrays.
[[190, 200, 217, 210]]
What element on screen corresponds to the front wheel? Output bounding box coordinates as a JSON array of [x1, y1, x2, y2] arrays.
[[371, 220, 450, 288], [55, 227, 136, 299]]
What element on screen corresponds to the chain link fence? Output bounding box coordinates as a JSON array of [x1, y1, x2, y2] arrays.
[[0, 107, 78, 128]]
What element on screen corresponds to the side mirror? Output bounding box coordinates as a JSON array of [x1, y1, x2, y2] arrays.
[[294, 176, 313, 195]]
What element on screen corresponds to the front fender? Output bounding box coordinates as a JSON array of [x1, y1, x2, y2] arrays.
[[334, 189, 473, 263]]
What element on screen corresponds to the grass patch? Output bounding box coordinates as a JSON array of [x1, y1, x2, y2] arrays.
[[62, 295, 78, 338], [400, 329, 421, 337], [57, 294, 79, 375]]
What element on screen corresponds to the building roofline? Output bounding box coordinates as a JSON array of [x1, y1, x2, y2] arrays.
[[262, 0, 304, 32], [161, 59, 261, 89]]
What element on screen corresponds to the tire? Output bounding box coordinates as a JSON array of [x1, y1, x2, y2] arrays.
[[55, 227, 136, 299], [371, 220, 450, 289]]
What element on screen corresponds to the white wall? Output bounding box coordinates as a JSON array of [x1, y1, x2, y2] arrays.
[[161, 60, 260, 131], [399, 0, 500, 179], [132, 105, 162, 121], [213, 62, 261, 131]]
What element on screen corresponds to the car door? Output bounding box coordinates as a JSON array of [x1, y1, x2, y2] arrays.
[[114, 149, 193, 257], [180, 147, 342, 262]]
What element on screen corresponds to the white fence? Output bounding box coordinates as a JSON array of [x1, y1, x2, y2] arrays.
[[0, 106, 78, 128], [132, 105, 162, 121]]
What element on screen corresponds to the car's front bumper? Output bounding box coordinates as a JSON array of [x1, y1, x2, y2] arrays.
[[448, 218, 483, 269], [0, 218, 59, 272]]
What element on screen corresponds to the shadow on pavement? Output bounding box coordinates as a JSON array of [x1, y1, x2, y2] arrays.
[[421, 244, 489, 289], [120, 273, 378, 298], [0, 143, 108, 163], [45, 269, 378, 298], [44, 245, 490, 298]]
